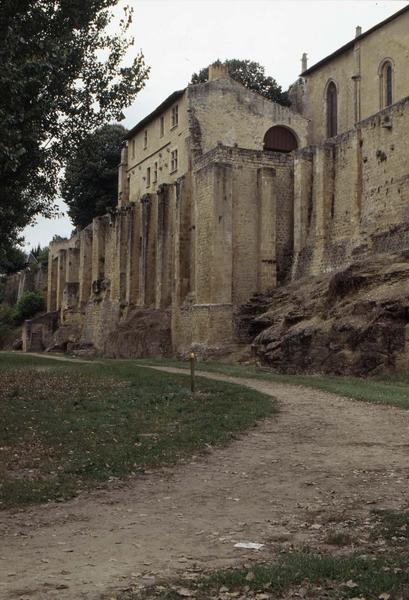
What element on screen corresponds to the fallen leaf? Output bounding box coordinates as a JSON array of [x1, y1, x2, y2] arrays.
[[346, 580, 359, 589]]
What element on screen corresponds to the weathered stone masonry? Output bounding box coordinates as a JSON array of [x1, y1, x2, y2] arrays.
[[21, 8, 409, 355], [293, 97, 409, 278], [42, 143, 295, 355]]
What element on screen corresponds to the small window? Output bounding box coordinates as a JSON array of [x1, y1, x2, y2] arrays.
[[132, 139, 135, 159], [380, 60, 393, 108], [170, 149, 178, 173], [326, 81, 338, 138], [160, 116, 164, 137], [144, 130, 148, 149], [146, 167, 151, 187], [171, 105, 179, 128], [153, 161, 158, 183]]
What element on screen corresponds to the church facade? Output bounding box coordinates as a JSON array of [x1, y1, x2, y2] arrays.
[[23, 6, 409, 356]]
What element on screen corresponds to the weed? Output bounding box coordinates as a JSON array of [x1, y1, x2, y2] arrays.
[[325, 530, 355, 546]]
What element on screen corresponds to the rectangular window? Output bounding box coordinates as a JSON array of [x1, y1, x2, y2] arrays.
[[170, 149, 178, 173], [171, 105, 178, 128], [153, 161, 158, 183], [160, 116, 164, 137], [144, 130, 148, 149], [146, 166, 151, 187], [132, 139, 135, 159]]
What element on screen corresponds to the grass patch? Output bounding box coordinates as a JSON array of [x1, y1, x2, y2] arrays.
[[135, 357, 409, 409], [119, 550, 409, 599], [0, 353, 276, 509], [371, 509, 409, 544], [324, 530, 355, 546]]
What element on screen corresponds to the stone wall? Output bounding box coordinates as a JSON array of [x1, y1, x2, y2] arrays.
[[39, 143, 295, 356], [293, 96, 409, 278], [25, 88, 409, 359], [188, 77, 308, 154], [3, 261, 48, 306], [126, 91, 190, 203]]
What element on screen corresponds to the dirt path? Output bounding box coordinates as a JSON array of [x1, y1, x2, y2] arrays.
[[1, 365, 409, 600]]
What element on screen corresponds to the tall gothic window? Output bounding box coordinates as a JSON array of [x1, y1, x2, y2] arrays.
[[380, 60, 393, 108], [326, 81, 338, 138]]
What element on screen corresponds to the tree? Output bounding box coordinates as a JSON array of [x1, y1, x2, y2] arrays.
[[0, 1, 150, 255], [62, 124, 127, 229], [13, 291, 45, 324], [31, 244, 49, 265], [191, 59, 289, 106], [0, 246, 27, 276]]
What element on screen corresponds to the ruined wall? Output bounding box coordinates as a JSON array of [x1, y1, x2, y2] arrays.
[[171, 145, 295, 354], [194, 145, 294, 303], [293, 97, 409, 278], [3, 262, 48, 306], [188, 77, 308, 154], [41, 142, 295, 357], [44, 175, 194, 355]]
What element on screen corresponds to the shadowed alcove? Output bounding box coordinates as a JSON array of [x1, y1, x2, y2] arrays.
[[263, 126, 298, 152]]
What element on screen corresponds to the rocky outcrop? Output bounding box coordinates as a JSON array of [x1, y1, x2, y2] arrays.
[[239, 252, 409, 375], [103, 308, 172, 358]]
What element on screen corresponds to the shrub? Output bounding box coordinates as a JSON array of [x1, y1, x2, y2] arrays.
[[0, 304, 16, 344], [14, 292, 44, 324]]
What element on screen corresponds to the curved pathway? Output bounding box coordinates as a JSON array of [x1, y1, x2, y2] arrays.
[[1, 365, 409, 599]]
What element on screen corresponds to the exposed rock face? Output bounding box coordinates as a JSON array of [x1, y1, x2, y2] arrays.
[[239, 252, 409, 375], [103, 308, 172, 358]]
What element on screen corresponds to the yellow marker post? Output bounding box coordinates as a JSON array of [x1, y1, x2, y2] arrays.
[[189, 352, 196, 393]]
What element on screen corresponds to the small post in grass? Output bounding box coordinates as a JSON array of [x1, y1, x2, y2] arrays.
[[189, 351, 196, 393]]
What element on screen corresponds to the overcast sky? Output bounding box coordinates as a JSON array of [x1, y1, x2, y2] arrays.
[[23, 0, 408, 250]]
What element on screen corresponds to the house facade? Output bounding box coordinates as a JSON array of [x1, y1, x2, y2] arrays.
[[291, 5, 409, 143]]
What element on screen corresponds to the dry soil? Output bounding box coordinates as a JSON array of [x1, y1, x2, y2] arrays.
[[1, 366, 408, 599]]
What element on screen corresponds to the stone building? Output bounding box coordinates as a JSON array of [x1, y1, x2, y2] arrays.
[[291, 4, 409, 143], [24, 6, 409, 357]]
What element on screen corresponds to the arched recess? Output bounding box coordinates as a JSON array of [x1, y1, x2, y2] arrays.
[[326, 80, 338, 138], [379, 58, 394, 109], [263, 125, 298, 152]]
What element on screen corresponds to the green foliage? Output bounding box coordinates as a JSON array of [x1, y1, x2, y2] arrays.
[[0, 245, 27, 276], [31, 244, 49, 265], [13, 291, 44, 324], [0, 0, 150, 254], [62, 124, 127, 229], [371, 509, 409, 543], [191, 59, 290, 106], [0, 304, 16, 343], [0, 355, 275, 507]]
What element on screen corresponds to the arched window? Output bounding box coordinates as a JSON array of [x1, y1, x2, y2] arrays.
[[263, 126, 298, 152], [326, 81, 338, 138], [379, 60, 393, 108]]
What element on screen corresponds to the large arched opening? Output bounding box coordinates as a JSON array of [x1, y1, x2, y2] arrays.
[[263, 126, 298, 152]]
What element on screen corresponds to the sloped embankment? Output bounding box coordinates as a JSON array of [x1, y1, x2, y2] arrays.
[[238, 252, 409, 375]]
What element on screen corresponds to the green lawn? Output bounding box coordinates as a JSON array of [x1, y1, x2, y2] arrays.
[[135, 358, 409, 409], [0, 353, 276, 509]]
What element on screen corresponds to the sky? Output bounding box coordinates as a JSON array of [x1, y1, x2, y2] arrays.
[[23, 0, 408, 250]]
